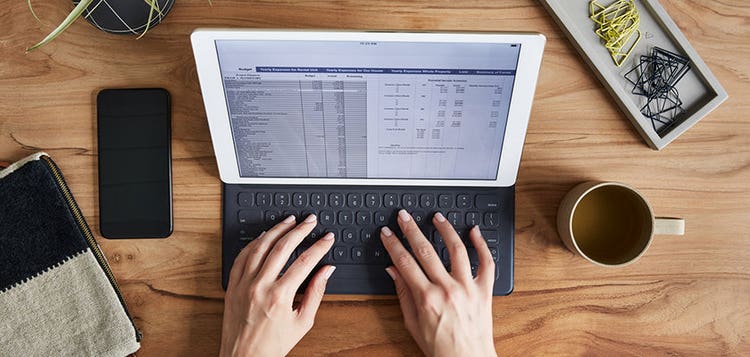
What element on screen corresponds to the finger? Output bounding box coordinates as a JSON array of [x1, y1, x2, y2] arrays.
[[297, 265, 336, 324], [396, 209, 450, 284], [385, 266, 418, 330], [257, 214, 319, 282], [468, 226, 496, 290], [228, 231, 265, 290], [279, 232, 335, 289], [243, 215, 299, 281], [380, 226, 430, 292], [433, 212, 471, 281]]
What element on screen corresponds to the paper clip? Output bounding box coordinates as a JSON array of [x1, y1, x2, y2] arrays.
[[624, 47, 692, 134], [590, 0, 642, 67]]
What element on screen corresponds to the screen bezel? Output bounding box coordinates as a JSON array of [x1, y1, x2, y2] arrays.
[[191, 30, 545, 187]]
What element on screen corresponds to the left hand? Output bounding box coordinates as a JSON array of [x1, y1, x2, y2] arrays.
[[219, 214, 336, 357]]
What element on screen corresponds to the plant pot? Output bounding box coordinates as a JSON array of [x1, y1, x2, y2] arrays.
[[72, 0, 175, 35]]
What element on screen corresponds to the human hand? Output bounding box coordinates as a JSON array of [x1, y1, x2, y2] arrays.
[[220, 214, 336, 357], [381, 210, 497, 357]]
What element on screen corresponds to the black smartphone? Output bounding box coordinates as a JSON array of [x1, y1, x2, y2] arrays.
[[97, 88, 172, 238]]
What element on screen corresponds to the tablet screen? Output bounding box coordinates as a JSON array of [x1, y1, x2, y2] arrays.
[[215, 40, 520, 180]]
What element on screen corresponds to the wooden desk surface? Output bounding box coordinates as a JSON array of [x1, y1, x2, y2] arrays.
[[1, 0, 748, 355]]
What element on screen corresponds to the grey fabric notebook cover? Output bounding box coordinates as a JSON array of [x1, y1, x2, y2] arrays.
[[0, 152, 141, 356]]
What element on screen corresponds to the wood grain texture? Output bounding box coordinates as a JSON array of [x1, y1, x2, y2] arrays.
[[1, 0, 748, 355]]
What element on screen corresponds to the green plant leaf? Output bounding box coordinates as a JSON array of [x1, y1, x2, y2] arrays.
[[137, 0, 159, 39], [27, 0, 41, 23], [83, 0, 105, 20], [26, 0, 95, 52], [141, 0, 164, 17]]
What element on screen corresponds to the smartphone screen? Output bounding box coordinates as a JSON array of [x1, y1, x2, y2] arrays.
[[97, 88, 172, 238]]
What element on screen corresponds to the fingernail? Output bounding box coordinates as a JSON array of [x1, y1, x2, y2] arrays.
[[304, 214, 317, 223], [381, 226, 393, 237], [434, 212, 446, 222], [398, 209, 411, 222], [283, 215, 296, 224], [258, 230, 266, 238], [321, 232, 334, 241], [385, 267, 396, 281], [472, 225, 480, 233], [324, 266, 336, 280]]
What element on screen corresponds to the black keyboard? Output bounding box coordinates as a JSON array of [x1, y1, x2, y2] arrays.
[[222, 184, 514, 295]]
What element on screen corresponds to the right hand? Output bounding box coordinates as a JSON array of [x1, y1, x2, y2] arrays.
[[381, 210, 497, 357]]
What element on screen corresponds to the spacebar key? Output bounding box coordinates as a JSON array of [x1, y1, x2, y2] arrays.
[[330, 264, 391, 280]]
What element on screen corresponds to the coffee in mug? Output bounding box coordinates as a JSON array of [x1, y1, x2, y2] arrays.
[[557, 181, 684, 266]]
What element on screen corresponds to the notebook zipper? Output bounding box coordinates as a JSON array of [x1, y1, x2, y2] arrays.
[[41, 156, 143, 342]]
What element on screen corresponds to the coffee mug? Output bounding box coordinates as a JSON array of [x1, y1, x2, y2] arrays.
[[557, 181, 685, 267]]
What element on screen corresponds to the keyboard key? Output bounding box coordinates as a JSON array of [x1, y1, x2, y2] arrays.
[[456, 194, 472, 208], [461, 235, 473, 248], [441, 247, 449, 261], [467, 247, 479, 264], [256, 192, 271, 207], [293, 192, 308, 207], [283, 211, 298, 222], [471, 265, 478, 277], [238, 192, 253, 206], [383, 193, 399, 208], [274, 193, 290, 207], [374, 211, 389, 226], [475, 195, 500, 209], [402, 194, 417, 209], [483, 230, 499, 244], [412, 211, 426, 225], [365, 193, 381, 208], [311, 193, 325, 207], [347, 194, 362, 208], [309, 228, 324, 240], [299, 236, 316, 249], [329, 193, 344, 208], [484, 212, 499, 227], [360, 229, 374, 243], [325, 229, 339, 241], [438, 194, 453, 208], [265, 211, 281, 224], [447, 211, 464, 226], [368, 248, 386, 263], [432, 231, 443, 244], [466, 212, 480, 226], [342, 229, 357, 243], [489, 246, 499, 261], [420, 194, 436, 208], [356, 211, 372, 225], [338, 211, 354, 225], [238, 209, 262, 224], [320, 210, 335, 225], [352, 247, 365, 262], [302, 210, 317, 222], [333, 246, 347, 261]]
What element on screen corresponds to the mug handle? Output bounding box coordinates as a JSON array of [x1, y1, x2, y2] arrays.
[[654, 217, 685, 235]]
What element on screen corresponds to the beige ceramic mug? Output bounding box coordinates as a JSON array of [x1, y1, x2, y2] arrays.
[[557, 181, 685, 267]]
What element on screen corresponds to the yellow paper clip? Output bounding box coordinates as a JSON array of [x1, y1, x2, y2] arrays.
[[589, 0, 642, 67]]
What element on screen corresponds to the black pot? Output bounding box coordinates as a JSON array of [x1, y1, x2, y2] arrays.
[[73, 0, 175, 35]]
